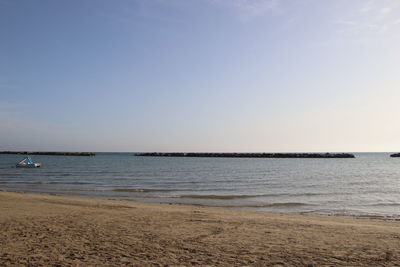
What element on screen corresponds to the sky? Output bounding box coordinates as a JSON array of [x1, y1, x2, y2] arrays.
[[1, 0, 400, 152]]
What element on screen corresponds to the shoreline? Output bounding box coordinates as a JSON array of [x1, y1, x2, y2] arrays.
[[1, 191, 399, 265], [1, 189, 399, 222]]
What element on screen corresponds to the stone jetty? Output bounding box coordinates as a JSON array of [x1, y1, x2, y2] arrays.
[[135, 152, 355, 158], [0, 151, 95, 156], [390, 153, 400, 157]]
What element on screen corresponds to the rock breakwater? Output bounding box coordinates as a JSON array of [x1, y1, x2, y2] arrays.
[[0, 151, 95, 156], [135, 152, 355, 158]]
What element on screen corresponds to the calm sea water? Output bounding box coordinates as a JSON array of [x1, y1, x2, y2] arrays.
[[1, 153, 399, 219]]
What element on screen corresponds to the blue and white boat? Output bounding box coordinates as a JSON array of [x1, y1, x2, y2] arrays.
[[16, 157, 41, 168]]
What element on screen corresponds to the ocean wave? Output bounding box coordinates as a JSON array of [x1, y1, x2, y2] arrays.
[[250, 202, 308, 208], [189, 202, 309, 208], [178, 192, 324, 200], [27, 181, 60, 184], [179, 194, 253, 200], [263, 202, 307, 207], [111, 188, 175, 193], [23, 181, 93, 185], [369, 203, 400, 207]]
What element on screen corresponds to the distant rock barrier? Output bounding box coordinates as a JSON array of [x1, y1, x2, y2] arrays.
[[135, 152, 355, 158], [390, 153, 400, 157], [0, 151, 95, 156]]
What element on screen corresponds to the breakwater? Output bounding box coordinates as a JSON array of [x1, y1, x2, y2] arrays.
[[0, 151, 95, 156], [135, 152, 355, 158]]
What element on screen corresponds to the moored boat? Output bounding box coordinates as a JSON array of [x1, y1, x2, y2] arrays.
[[16, 157, 41, 168]]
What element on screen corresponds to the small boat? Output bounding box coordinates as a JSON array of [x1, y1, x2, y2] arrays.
[[16, 157, 41, 168]]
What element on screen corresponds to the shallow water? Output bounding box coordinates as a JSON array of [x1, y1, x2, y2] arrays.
[[1, 153, 399, 219]]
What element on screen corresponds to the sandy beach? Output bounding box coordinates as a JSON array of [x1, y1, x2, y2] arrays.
[[0, 191, 399, 266]]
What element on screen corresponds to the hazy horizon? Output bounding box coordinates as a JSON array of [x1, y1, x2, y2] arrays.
[[1, 0, 400, 152]]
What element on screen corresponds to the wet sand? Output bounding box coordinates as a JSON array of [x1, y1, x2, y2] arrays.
[[0, 191, 399, 266]]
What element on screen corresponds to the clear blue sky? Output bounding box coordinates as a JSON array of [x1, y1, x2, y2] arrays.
[[1, 0, 400, 152]]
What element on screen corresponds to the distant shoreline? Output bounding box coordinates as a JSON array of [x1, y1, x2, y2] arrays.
[[0, 151, 95, 156]]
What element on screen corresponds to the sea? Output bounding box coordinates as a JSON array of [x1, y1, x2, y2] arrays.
[[1, 153, 399, 220]]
